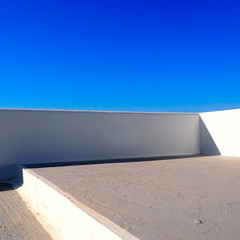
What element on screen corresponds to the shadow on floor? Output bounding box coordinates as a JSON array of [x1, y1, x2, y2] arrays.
[[0, 167, 24, 190], [0, 183, 14, 192], [2, 155, 204, 188], [24, 154, 203, 169], [4, 154, 221, 188]]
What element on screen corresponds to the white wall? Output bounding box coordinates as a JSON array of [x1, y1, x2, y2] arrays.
[[200, 109, 240, 156], [0, 109, 200, 180], [17, 169, 138, 240]]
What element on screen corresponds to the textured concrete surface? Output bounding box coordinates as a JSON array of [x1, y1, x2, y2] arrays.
[[31, 156, 240, 240], [0, 183, 51, 240]]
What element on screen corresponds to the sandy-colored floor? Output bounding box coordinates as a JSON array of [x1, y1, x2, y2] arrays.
[[0, 184, 51, 240], [31, 156, 240, 240]]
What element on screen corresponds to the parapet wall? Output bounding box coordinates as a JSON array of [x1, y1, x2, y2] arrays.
[[200, 109, 240, 156], [0, 109, 200, 180]]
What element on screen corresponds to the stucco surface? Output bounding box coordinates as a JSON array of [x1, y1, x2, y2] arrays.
[[0, 109, 199, 180], [200, 109, 240, 156], [31, 156, 240, 240]]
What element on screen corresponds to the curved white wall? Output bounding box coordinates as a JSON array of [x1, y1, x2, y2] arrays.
[[0, 109, 200, 180]]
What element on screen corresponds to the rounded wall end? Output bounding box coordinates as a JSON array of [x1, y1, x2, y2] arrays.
[[0, 164, 18, 182]]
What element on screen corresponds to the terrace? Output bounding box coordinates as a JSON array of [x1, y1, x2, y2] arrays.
[[0, 108, 239, 239]]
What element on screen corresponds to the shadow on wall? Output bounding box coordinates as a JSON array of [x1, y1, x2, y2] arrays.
[[200, 117, 221, 155]]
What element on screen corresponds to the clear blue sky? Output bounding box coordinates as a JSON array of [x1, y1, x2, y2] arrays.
[[0, 0, 239, 112]]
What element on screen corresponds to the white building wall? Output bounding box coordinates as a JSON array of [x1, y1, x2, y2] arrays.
[[0, 109, 200, 180], [200, 109, 240, 156]]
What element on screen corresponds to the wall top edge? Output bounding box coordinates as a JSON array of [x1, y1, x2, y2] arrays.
[[200, 108, 240, 114], [0, 108, 199, 115]]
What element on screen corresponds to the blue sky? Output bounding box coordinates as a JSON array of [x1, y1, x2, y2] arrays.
[[0, 0, 239, 112]]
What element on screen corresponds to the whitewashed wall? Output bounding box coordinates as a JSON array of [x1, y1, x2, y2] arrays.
[[0, 109, 199, 180], [200, 109, 240, 156]]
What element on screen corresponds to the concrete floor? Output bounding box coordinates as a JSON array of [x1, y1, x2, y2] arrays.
[[31, 156, 240, 240], [0, 184, 51, 240]]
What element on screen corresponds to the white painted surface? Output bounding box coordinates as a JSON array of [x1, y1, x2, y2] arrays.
[[17, 168, 139, 240], [200, 109, 240, 156], [0, 109, 199, 180]]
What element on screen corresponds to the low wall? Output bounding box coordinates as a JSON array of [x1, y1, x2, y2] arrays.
[[17, 169, 138, 240], [0, 109, 199, 180], [200, 109, 240, 156]]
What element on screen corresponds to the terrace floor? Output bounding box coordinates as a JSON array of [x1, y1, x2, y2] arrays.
[[30, 156, 240, 240]]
